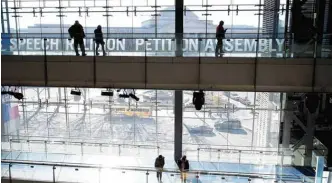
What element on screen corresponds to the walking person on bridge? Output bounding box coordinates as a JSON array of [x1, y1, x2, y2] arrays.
[[68, 20, 86, 56], [177, 155, 190, 183], [155, 155, 165, 183], [215, 20, 228, 57], [94, 25, 106, 56]]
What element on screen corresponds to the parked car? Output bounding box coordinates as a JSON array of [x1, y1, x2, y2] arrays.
[[214, 119, 242, 130], [143, 91, 173, 102], [239, 98, 251, 105], [189, 125, 214, 134], [230, 93, 241, 101]]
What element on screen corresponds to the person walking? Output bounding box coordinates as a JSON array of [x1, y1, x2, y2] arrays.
[[215, 20, 227, 57], [154, 155, 165, 183], [68, 20, 86, 56], [94, 25, 106, 56], [177, 155, 190, 183]]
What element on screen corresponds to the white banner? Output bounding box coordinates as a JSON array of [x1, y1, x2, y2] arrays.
[[9, 38, 285, 53]]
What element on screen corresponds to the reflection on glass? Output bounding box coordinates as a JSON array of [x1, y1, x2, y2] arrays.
[[182, 91, 282, 164], [2, 87, 175, 156], [2, 0, 306, 57]]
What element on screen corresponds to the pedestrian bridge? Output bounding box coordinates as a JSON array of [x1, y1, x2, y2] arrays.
[[2, 54, 332, 92]]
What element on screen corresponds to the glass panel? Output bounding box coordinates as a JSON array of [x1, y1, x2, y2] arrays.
[[1, 163, 10, 178], [100, 168, 147, 183], [11, 164, 53, 182], [56, 167, 100, 182], [183, 91, 282, 165], [3, 87, 175, 158]]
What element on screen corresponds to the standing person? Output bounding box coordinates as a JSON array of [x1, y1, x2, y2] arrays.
[[215, 20, 227, 57], [68, 20, 86, 56], [154, 155, 165, 183], [94, 25, 106, 56], [177, 155, 190, 183]]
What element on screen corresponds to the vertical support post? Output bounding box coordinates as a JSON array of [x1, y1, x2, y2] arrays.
[[93, 39, 96, 87], [280, 151, 284, 182], [282, 113, 291, 149], [53, 166, 56, 183], [304, 112, 316, 166], [81, 142, 84, 156], [146, 171, 149, 183], [174, 90, 183, 161], [44, 141, 47, 156], [43, 39, 48, 86], [282, 93, 291, 149], [174, 0, 184, 162], [197, 148, 200, 161], [9, 163, 12, 183], [9, 139, 12, 152], [175, 0, 183, 57]]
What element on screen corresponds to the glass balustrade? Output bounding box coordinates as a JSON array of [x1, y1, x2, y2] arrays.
[[2, 135, 294, 166], [1, 159, 313, 183], [1, 33, 331, 58]]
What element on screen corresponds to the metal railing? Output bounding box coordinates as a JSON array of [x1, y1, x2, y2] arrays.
[[2, 135, 295, 166]]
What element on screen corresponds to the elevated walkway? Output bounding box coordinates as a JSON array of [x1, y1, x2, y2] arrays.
[[2, 55, 332, 92]]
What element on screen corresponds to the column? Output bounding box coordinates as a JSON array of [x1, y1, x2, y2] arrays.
[[303, 93, 320, 166], [174, 90, 183, 161], [303, 111, 315, 166], [174, 0, 184, 161], [282, 114, 291, 149], [175, 0, 183, 57], [282, 94, 292, 149]]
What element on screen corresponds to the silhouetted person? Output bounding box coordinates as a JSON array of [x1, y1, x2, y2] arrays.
[[154, 155, 165, 182], [215, 21, 227, 57], [94, 25, 106, 56], [177, 155, 190, 183], [68, 20, 86, 56]]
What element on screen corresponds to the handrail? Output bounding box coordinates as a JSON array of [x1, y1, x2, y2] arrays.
[[4, 136, 293, 154], [1, 159, 306, 180], [3, 33, 331, 41], [1, 100, 289, 111]]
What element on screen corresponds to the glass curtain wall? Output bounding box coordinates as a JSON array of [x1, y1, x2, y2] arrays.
[[2, 87, 289, 165], [1, 0, 294, 56], [183, 91, 283, 164], [1, 0, 175, 55], [182, 0, 289, 57], [3, 0, 330, 57], [1, 87, 175, 157]]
